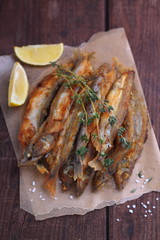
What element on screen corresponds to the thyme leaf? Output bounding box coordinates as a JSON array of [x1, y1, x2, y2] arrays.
[[80, 134, 89, 143], [76, 146, 88, 159], [130, 188, 137, 193], [108, 115, 117, 126], [104, 158, 114, 168]]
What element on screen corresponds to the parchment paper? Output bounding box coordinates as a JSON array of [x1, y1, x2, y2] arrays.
[[0, 28, 160, 220]]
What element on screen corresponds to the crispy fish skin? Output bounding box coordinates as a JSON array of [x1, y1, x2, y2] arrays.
[[59, 150, 75, 191], [19, 53, 94, 166], [18, 73, 60, 147], [76, 142, 96, 196], [114, 91, 148, 189], [88, 71, 134, 171], [18, 61, 74, 148], [92, 94, 136, 189], [44, 104, 82, 195], [74, 64, 117, 180]]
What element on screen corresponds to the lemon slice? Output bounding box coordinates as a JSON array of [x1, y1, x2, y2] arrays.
[[8, 62, 29, 106], [14, 43, 64, 66]]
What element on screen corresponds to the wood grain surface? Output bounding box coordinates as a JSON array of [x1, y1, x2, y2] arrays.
[[0, 0, 160, 239]]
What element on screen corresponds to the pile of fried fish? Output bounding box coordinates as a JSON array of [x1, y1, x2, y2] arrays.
[[18, 51, 148, 197]]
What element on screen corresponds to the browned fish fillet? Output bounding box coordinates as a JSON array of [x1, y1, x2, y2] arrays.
[[92, 93, 136, 189], [19, 52, 94, 166], [89, 70, 134, 171], [114, 91, 148, 189], [18, 61, 74, 148]]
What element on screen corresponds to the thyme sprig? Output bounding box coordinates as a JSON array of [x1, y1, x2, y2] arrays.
[[52, 62, 131, 152]]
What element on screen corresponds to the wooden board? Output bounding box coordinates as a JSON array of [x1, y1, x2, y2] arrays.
[[109, 0, 160, 239]]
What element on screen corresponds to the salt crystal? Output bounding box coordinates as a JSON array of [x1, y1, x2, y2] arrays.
[[69, 195, 74, 200], [141, 185, 144, 189], [129, 209, 133, 213], [116, 219, 120, 222], [42, 198, 45, 201], [32, 187, 36, 192], [143, 204, 147, 209], [29, 188, 32, 192], [151, 214, 153, 216], [145, 210, 147, 213], [127, 205, 130, 208], [147, 201, 150, 205], [156, 198, 159, 201], [145, 178, 149, 182], [32, 181, 35, 186], [141, 175, 144, 178], [144, 182, 147, 185], [135, 179, 140, 183], [148, 210, 151, 213], [30, 199, 33, 202], [54, 197, 58, 200], [141, 202, 144, 205], [152, 206, 156, 209], [39, 195, 42, 198], [144, 214, 147, 217], [132, 205, 136, 209], [59, 180, 62, 184]]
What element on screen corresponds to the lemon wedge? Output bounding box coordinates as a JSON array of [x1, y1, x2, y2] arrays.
[[14, 43, 64, 66], [8, 62, 29, 106]]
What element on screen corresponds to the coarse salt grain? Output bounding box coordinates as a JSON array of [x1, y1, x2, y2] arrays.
[[69, 195, 74, 200], [32, 187, 36, 193], [129, 209, 133, 214], [152, 206, 156, 209], [116, 219, 120, 222], [147, 201, 150, 205], [144, 214, 147, 217], [145, 210, 147, 213], [127, 205, 130, 208], [141, 185, 144, 189], [145, 178, 149, 182], [29, 188, 32, 192], [132, 205, 136, 208], [141, 175, 144, 178], [148, 210, 151, 213], [144, 182, 147, 185], [54, 197, 58, 200], [59, 180, 62, 184], [135, 179, 140, 183], [39, 195, 42, 198], [42, 198, 45, 201], [32, 181, 35, 186], [151, 214, 153, 216], [30, 199, 33, 202], [143, 204, 147, 209], [156, 198, 159, 201]]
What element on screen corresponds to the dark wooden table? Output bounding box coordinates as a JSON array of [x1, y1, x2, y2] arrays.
[[0, 1, 160, 239]]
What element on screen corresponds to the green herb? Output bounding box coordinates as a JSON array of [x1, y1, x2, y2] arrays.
[[104, 158, 114, 168], [98, 138, 104, 144], [78, 112, 85, 124], [148, 177, 153, 182], [80, 134, 89, 143], [108, 115, 117, 126], [76, 146, 88, 159], [138, 171, 143, 178], [99, 152, 108, 157], [91, 133, 98, 140], [117, 127, 126, 136], [119, 137, 131, 149], [130, 188, 137, 193]]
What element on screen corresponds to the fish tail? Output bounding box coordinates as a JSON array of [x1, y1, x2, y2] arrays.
[[44, 171, 58, 196]]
